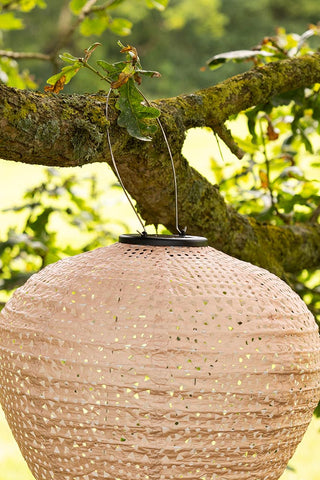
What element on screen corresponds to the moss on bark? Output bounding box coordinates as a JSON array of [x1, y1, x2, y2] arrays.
[[1, 55, 320, 276]]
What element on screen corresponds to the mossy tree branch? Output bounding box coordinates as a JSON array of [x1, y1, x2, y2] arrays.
[[1, 54, 320, 277]]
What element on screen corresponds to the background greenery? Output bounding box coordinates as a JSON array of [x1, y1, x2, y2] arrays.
[[3, 0, 320, 96], [1, 0, 320, 478]]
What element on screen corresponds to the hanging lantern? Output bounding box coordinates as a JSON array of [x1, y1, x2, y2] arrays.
[[0, 234, 320, 480]]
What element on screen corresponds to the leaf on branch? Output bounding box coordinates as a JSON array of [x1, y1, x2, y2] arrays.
[[109, 17, 132, 36], [17, 0, 46, 12], [84, 42, 102, 62], [80, 12, 110, 37], [133, 69, 162, 85], [45, 64, 81, 93], [206, 49, 274, 70], [136, 69, 161, 79], [299, 128, 313, 153], [266, 121, 280, 141], [44, 75, 67, 93], [97, 59, 127, 81], [106, 0, 127, 7], [0, 12, 24, 30], [59, 52, 80, 64], [119, 44, 139, 64], [259, 170, 269, 189], [111, 71, 132, 89], [116, 78, 160, 141], [278, 166, 305, 180], [288, 25, 320, 57], [69, 0, 87, 15]]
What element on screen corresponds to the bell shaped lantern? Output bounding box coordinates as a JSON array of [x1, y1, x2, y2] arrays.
[[0, 234, 319, 480]]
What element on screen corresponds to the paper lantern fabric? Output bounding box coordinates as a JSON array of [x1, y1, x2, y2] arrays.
[[0, 241, 320, 480]]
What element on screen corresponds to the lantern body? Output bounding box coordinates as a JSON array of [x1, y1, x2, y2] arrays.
[[0, 242, 320, 480]]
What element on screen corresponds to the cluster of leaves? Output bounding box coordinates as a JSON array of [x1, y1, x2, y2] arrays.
[[0, 0, 46, 29], [70, 0, 168, 37], [206, 24, 320, 70], [0, 0, 44, 88], [0, 0, 168, 91], [0, 168, 129, 309], [208, 28, 320, 325], [45, 41, 161, 140], [70, 0, 131, 37]]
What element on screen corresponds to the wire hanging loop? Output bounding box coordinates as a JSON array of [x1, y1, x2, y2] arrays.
[[105, 89, 146, 235], [105, 88, 183, 237], [137, 88, 182, 235]]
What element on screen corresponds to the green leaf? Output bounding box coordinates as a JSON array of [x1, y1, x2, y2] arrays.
[[245, 108, 259, 144], [207, 49, 274, 70], [80, 13, 110, 36], [109, 17, 132, 36], [69, 0, 87, 14], [18, 0, 46, 11], [26, 207, 54, 236], [0, 57, 37, 89], [145, 0, 168, 11], [116, 78, 160, 141], [86, 42, 102, 54], [59, 52, 80, 64], [0, 273, 34, 291], [136, 68, 161, 79], [0, 12, 24, 30], [46, 63, 82, 85], [300, 128, 313, 153], [288, 28, 319, 57], [315, 400, 320, 417], [106, 0, 126, 8], [97, 60, 126, 82], [270, 88, 305, 107]]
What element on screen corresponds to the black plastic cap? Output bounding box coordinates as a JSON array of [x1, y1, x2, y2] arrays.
[[119, 234, 208, 247]]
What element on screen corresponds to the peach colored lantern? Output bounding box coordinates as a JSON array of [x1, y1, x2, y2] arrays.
[[0, 234, 320, 480]]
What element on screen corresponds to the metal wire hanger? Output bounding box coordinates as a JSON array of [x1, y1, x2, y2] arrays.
[[105, 88, 183, 237]]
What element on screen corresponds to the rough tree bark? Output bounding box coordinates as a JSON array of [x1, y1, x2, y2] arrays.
[[1, 54, 320, 278]]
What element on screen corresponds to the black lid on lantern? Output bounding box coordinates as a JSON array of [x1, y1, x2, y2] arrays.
[[119, 234, 208, 247]]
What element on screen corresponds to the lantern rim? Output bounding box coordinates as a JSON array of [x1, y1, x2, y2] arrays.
[[119, 233, 208, 247]]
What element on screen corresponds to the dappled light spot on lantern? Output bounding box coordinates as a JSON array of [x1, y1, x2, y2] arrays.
[[0, 242, 320, 480]]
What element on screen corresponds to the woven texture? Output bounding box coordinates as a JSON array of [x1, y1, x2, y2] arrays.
[[0, 243, 320, 480]]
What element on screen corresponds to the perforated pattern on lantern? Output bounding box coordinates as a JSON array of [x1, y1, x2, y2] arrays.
[[0, 243, 320, 480]]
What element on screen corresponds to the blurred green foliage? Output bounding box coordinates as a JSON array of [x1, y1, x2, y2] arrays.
[[1, 0, 319, 96], [205, 27, 320, 325], [0, 168, 129, 308]]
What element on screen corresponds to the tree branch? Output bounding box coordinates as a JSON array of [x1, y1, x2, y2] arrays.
[[47, 0, 114, 57], [0, 50, 51, 61], [310, 203, 320, 224], [1, 54, 320, 276]]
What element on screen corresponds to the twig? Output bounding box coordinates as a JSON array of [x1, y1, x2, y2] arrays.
[[259, 118, 290, 224], [54, 0, 98, 49], [310, 203, 320, 223], [78, 0, 99, 18], [47, 0, 113, 58], [91, 0, 121, 12], [0, 50, 51, 61], [213, 123, 245, 159], [0, 0, 123, 72], [79, 58, 112, 84]]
